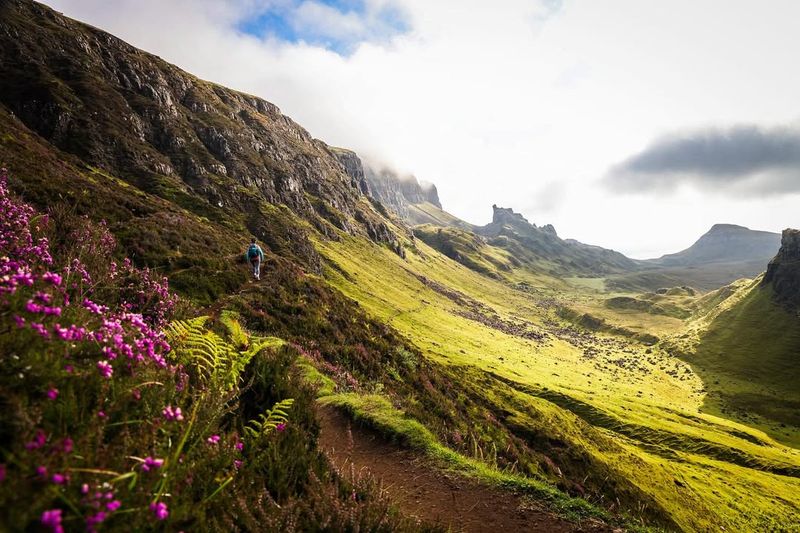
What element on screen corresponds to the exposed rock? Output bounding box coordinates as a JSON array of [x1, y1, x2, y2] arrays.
[[362, 163, 442, 218], [0, 0, 401, 269], [762, 228, 800, 308]]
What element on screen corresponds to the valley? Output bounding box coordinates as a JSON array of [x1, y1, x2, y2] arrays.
[[0, 1, 798, 532]]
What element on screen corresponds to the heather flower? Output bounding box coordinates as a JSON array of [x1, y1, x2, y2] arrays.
[[40, 509, 63, 533], [206, 435, 220, 445], [36, 466, 47, 478], [235, 440, 244, 452], [97, 410, 106, 418], [234, 459, 243, 469], [97, 360, 113, 378], [81, 483, 90, 495], [276, 422, 287, 432], [57, 437, 73, 454], [162, 405, 183, 422], [86, 511, 107, 531], [51, 473, 67, 485], [43, 271, 62, 286], [25, 429, 47, 450], [46, 387, 58, 400], [150, 501, 169, 520], [106, 500, 122, 512], [141, 456, 164, 472]]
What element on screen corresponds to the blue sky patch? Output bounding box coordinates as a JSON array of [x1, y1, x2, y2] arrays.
[[237, 0, 410, 55]]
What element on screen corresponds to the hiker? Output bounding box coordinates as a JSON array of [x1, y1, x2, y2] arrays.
[[246, 238, 264, 281]]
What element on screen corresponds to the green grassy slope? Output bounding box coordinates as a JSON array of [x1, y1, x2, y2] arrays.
[[681, 284, 800, 446], [315, 233, 800, 532]]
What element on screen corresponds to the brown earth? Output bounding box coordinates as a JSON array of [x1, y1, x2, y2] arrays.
[[317, 405, 617, 533]]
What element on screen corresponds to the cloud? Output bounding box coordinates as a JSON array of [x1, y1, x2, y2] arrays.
[[605, 124, 800, 195]]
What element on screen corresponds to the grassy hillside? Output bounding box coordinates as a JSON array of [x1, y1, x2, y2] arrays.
[[679, 284, 800, 446], [315, 233, 800, 532]]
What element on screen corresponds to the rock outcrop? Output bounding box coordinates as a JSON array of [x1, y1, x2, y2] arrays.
[[362, 164, 442, 218], [763, 229, 800, 308], [0, 0, 398, 266], [477, 206, 637, 276]]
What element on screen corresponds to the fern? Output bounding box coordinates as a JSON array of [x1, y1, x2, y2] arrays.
[[167, 317, 246, 391], [219, 310, 249, 350], [245, 398, 294, 438]]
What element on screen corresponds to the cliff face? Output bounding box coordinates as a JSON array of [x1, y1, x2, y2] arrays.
[[763, 229, 800, 308], [362, 164, 441, 217], [478, 206, 637, 276], [0, 0, 397, 255]]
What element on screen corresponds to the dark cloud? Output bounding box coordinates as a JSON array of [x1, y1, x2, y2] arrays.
[[605, 125, 800, 195]]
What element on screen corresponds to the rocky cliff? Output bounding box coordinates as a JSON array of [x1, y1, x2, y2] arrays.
[[363, 163, 441, 216], [478, 206, 637, 276], [763, 228, 800, 308], [0, 0, 398, 261]]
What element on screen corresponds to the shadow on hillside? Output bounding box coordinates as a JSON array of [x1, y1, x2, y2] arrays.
[[679, 288, 800, 449]]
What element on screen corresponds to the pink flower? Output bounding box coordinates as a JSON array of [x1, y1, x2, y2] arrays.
[[150, 501, 169, 521], [97, 360, 113, 378], [41, 509, 63, 533], [46, 388, 59, 401], [235, 441, 244, 452], [64, 364, 74, 373], [234, 460, 243, 469], [141, 456, 164, 472], [106, 500, 122, 512], [97, 410, 106, 418], [43, 272, 62, 286], [36, 466, 48, 478], [206, 435, 220, 445], [25, 429, 47, 450], [276, 422, 287, 432], [131, 389, 141, 400], [162, 405, 183, 422], [0, 463, 6, 482], [86, 511, 107, 531], [81, 483, 90, 495], [51, 473, 67, 485], [60, 437, 73, 454]]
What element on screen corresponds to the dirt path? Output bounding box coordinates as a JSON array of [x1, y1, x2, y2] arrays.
[[317, 405, 616, 533]]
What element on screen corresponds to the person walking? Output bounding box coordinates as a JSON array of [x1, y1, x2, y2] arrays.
[[245, 238, 265, 281]]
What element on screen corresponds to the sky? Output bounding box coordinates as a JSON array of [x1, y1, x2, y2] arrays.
[[44, 0, 800, 258]]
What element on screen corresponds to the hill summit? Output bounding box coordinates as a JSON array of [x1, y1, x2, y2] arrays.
[[650, 223, 780, 267]]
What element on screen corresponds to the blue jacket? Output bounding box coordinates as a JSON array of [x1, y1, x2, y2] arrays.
[[246, 244, 264, 262]]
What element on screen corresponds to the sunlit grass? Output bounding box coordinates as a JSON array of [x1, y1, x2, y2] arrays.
[[314, 233, 800, 532]]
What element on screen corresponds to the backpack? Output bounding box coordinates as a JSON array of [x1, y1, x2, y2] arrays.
[[247, 244, 260, 260]]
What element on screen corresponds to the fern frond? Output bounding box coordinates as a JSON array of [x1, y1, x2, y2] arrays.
[[245, 398, 294, 438]]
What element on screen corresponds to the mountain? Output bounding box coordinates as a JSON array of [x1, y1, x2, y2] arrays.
[[648, 223, 780, 269], [332, 148, 450, 226], [0, 0, 401, 271]]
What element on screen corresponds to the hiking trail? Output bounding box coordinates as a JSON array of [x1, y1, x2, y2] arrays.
[[317, 405, 617, 533]]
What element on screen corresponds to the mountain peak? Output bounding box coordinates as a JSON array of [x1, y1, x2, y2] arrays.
[[491, 205, 530, 226], [706, 223, 750, 233]]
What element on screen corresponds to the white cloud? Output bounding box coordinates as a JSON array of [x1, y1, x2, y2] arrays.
[[42, 0, 800, 257]]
